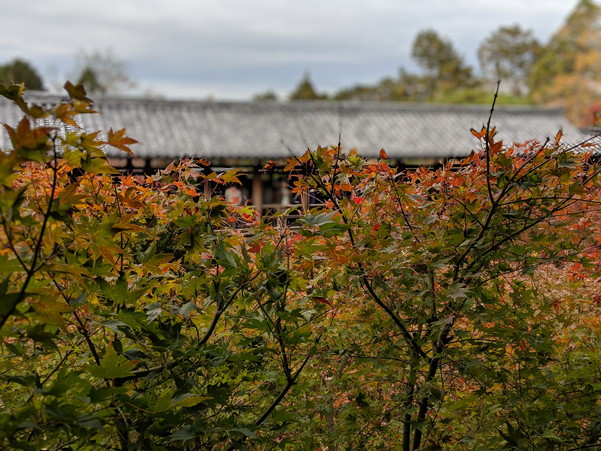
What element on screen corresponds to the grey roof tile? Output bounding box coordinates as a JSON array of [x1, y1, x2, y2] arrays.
[[0, 92, 591, 161]]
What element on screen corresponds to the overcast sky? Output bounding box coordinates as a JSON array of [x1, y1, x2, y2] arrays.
[[0, 0, 578, 100]]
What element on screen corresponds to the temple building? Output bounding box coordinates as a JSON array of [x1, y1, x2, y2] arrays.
[[0, 92, 593, 213]]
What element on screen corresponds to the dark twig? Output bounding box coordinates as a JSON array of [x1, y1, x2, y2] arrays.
[[0, 136, 60, 329]]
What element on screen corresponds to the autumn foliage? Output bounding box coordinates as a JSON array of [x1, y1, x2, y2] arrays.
[[1, 84, 601, 450]]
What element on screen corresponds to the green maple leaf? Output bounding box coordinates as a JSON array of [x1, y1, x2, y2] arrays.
[[86, 347, 135, 379]]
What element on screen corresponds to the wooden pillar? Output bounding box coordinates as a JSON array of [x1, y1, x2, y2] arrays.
[[301, 190, 309, 213], [125, 158, 134, 174], [252, 168, 264, 216], [203, 165, 211, 200]]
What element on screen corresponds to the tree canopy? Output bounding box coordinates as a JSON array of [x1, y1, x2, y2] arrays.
[[72, 49, 136, 95], [273, 2, 600, 120], [478, 24, 541, 97], [253, 90, 278, 101], [289, 72, 328, 100], [0, 58, 45, 91], [530, 0, 601, 126]]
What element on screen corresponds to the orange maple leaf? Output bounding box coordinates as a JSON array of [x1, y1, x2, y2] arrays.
[[182, 186, 199, 197], [261, 160, 276, 172], [470, 127, 486, 139], [106, 128, 138, 157]]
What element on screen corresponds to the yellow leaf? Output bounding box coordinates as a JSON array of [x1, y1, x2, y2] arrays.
[[106, 128, 138, 157], [172, 394, 212, 408], [554, 129, 564, 146], [63, 81, 93, 103]]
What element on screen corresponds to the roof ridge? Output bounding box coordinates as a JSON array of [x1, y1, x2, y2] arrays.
[[8, 91, 564, 114]]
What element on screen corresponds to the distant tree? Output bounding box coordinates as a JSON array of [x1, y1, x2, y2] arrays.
[[334, 73, 418, 102], [412, 30, 454, 75], [334, 77, 408, 102], [0, 58, 45, 90], [76, 67, 104, 94], [529, 0, 601, 126], [289, 72, 327, 100], [334, 84, 378, 101], [374, 76, 409, 101], [253, 90, 278, 101], [411, 29, 475, 99], [478, 24, 541, 97], [333, 69, 443, 103], [394, 68, 428, 101], [72, 49, 136, 95]]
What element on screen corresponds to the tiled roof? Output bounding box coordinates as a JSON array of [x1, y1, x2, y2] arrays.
[[0, 91, 591, 161]]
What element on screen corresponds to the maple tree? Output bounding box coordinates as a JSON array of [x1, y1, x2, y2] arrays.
[[278, 113, 601, 448], [529, 0, 601, 126], [1, 83, 601, 450], [0, 83, 324, 449]]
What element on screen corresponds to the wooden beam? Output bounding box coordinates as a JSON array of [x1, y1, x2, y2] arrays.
[[252, 169, 264, 215]]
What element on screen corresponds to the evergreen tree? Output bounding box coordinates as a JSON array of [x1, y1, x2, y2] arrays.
[[0, 58, 45, 90], [289, 72, 327, 100]]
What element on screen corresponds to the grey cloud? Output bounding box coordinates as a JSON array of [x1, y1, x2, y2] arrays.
[[0, 0, 577, 99]]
